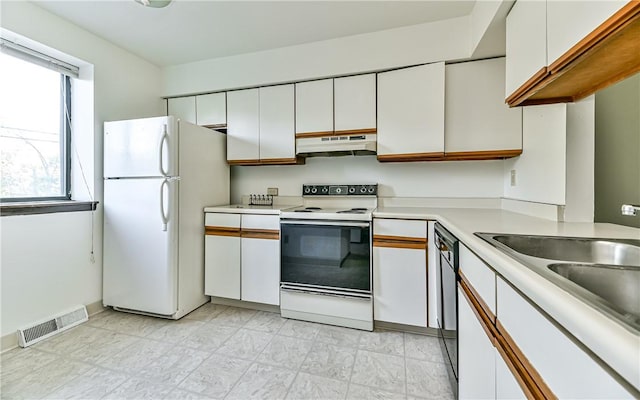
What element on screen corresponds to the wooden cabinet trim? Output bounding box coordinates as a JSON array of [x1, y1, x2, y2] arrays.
[[373, 234, 427, 249], [227, 159, 261, 166], [459, 271, 496, 324], [496, 319, 558, 400], [228, 158, 304, 166], [202, 123, 227, 130], [460, 273, 557, 400], [241, 229, 280, 240], [295, 131, 335, 139], [443, 149, 522, 161], [205, 226, 241, 237], [506, 67, 549, 106], [507, 2, 640, 107], [377, 152, 445, 162], [334, 128, 377, 136]]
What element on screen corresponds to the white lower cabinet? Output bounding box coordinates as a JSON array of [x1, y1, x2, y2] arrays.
[[495, 348, 526, 400], [204, 213, 241, 299], [240, 215, 280, 305], [373, 218, 427, 327], [205, 213, 280, 305], [458, 286, 496, 400], [497, 277, 634, 399]]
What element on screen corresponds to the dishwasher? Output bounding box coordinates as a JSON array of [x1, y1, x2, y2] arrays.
[[435, 222, 459, 398]]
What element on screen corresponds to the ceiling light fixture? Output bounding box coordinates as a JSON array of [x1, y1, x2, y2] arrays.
[[134, 0, 172, 8]]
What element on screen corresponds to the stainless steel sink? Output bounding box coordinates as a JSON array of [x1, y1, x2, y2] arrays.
[[548, 263, 640, 327], [476, 232, 640, 332], [489, 234, 640, 265]]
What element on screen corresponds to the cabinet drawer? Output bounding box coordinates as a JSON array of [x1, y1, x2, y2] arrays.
[[205, 213, 241, 228], [459, 244, 496, 316], [373, 219, 427, 239], [241, 214, 280, 231]]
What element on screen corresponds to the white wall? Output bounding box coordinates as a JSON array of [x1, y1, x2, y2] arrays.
[[503, 104, 567, 205], [230, 156, 505, 204], [0, 1, 164, 339], [565, 96, 595, 222], [162, 16, 472, 97]]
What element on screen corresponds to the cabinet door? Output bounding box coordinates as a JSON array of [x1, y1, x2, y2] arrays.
[[495, 348, 526, 400], [546, 1, 626, 65], [240, 215, 280, 305], [227, 89, 260, 162], [204, 213, 241, 299], [497, 277, 634, 399], [458, 286, 496, 400], [196, 92, 226, 128], [259, 84, 295, 161], [445, 58, 522, 154], [377, 62, 445, 159], [373, 218, 427, 327], [295, 79, 333, 135], [334, 74, 376, 133], [505, 0, 547, 98], [167, 96, 196, 124]]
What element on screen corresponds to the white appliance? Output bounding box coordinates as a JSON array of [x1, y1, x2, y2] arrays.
[[103, 116, 229, 319], [280, 184, 377, 331], [295, 134, 377, 157]]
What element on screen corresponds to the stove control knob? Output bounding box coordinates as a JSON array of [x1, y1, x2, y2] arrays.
[[368, 186, 375, 193], [360, 186, 367, 193], [304, 186, 311, 194], [321, 186, 329, 194], [311, 187, 318, 194], [348, 186, 356, 194], [335, 187, 342, 194]]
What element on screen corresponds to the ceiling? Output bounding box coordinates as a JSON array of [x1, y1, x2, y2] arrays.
[[33, 0, 476, 67]]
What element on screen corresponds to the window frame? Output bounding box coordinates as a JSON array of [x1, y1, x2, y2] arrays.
[[0, 72, 72, 203]]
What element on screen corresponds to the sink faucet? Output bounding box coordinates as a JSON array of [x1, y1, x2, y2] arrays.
[[621, 204, 640, 216]]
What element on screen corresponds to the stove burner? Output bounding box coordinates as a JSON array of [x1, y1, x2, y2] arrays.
[[337, 209, 367, 214]]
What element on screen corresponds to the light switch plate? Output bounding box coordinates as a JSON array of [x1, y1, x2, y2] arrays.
[[510, 170, 517, 186]]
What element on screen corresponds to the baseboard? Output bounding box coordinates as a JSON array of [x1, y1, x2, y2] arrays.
[[374, 321, 439, 336], [209, 297, 280, 313], [1, 300, 104, 354]]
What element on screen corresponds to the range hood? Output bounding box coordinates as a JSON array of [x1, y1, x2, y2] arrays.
[[296, 133, 377, 157]]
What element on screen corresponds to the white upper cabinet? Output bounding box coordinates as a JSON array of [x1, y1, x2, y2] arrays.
[[295, 79, 333, 135], [334, 74, 376, 133], [167, 96, 197, 124], [445, 58, 522, 154], [196, 92, 226, 128], [259, 84, 295, 161], [546, 0, 627, 64], [505, 0, 547, 98], [227, 89, 260, 162], [377, 62, 445, 160]]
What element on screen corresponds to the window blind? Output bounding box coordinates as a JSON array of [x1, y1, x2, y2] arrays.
[[0, 38, 79, 78]]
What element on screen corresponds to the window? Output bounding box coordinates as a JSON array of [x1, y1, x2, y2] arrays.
[[0, 45, 74, 202]]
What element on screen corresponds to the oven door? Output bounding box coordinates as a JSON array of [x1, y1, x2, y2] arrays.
[[280, 220, 371, 293]]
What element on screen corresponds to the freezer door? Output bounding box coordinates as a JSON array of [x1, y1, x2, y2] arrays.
[[103, 177, 178, 315], [104, 116, 178, 178]]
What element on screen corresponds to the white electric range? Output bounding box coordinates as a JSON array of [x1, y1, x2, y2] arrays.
[[279, 184, 377, 331]]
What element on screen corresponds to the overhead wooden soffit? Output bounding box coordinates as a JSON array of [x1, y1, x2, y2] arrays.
[[508, 2, 640, 107]]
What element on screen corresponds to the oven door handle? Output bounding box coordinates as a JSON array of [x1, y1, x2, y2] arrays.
[[280, 220, 370, 228], [280, 285, 372, 300]]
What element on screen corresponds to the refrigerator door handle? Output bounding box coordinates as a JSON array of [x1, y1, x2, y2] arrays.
[[159, 124, 169, 177], [160, 179, 169, 231]]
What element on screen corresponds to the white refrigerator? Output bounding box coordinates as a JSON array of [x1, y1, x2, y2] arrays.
[[103, 116, 229, 319]]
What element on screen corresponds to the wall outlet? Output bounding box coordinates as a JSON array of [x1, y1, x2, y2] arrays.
[[267, 187, 278, 196], [510, 169, 517, 186]]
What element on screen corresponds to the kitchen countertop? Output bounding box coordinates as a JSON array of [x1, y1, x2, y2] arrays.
[[204, 204, 299, 214], [375, 206, 640, 391]]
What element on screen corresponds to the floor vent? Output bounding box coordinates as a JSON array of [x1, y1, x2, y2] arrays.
[[17, 305, 88, 348]]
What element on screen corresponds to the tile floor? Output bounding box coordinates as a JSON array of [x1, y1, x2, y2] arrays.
[[0, 304, 454, 400]]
